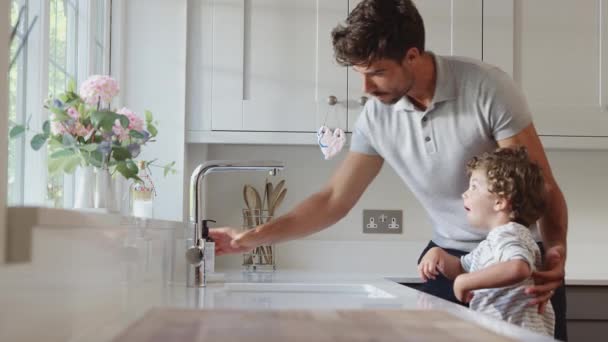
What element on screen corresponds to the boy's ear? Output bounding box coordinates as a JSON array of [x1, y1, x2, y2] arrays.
[[493, 197, 510, 212]]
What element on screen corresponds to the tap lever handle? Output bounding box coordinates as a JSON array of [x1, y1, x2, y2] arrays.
[[201, 219, 216, 241]]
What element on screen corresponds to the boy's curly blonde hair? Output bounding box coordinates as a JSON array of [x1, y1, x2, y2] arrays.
[[466, 147, 546, 227]]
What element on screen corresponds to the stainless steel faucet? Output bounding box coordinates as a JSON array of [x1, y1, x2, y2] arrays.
[[186, 160, 285, 287]]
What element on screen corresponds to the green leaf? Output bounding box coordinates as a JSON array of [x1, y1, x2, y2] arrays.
[[112, 146, 131, 161], [67, 78, 76, 93], [50, 149, 76, 159], [47, 158, 65, 175], [88, 151, 104, 168], [144, 110, 153, 124], [147, 123, 158, 138], [62, 134, 76, 147], [48, 106, 70, 121], [9, 125, 25, 139], [63, 155, 81, 174], [129, 130, 145, 139], [116, 161, 139, 180], [31, 134, 48, 151], [163, 161, 176, 177], [91, 111, 128, 131], [48, 136, 64, 149], [80, 143, 98, 152], [42, 120, 50, 136], [78, 104, 87, 118], [126, 159, 139, 173]]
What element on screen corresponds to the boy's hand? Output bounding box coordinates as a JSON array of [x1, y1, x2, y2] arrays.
[[417, 247, 444, 282], [454, 274, 474, 303]]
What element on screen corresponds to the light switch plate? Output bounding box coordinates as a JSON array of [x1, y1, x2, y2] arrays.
[[363, 209, 403, 234]]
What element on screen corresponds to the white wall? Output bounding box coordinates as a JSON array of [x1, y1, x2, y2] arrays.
[[186, 144, 608, 275], [112, 0, 188, 221], [1, 0, 10, 263]]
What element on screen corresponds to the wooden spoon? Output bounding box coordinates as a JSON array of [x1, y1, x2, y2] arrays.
[[269, 188, 287, 217], [269, 180, 285, 210], [243, 185, 262, 225], [265, 181, 273, 212]]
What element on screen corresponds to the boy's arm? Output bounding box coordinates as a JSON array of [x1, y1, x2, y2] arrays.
[[436, 248, 466, 280], [456, 259, 532, 292]]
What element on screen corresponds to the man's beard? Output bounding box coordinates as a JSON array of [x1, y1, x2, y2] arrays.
[[373, 90, 407, 105], [373, 80, 413, 105]]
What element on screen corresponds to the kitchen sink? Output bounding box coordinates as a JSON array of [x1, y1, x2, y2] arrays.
[[221, 282, 395, 299], [206, 282, 400, 309]]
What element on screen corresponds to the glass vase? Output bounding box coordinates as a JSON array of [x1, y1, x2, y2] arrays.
[[94, 167, 116, 212], [73, 165, 95, 209]]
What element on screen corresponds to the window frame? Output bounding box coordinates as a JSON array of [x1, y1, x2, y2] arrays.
[[9, 0, 112, 208]]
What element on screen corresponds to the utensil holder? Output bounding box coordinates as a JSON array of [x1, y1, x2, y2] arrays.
[[242, 208, 276, 272]]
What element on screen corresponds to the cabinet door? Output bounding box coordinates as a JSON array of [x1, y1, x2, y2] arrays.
[[211, 0, 348, 132], [484, 0, 608, 138], [347, 0, 483, 131]]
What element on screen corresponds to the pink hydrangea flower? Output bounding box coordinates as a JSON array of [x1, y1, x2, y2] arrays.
[[112, 119, 130, 142], [71, 122, 93, 138], [67, 107, 80, 120], [79, 75, 120, 106], [116, 107, 144, 131], [50, 120, 67, 135]]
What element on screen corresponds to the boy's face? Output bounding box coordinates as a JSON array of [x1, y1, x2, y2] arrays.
[[462, 169, 502, 229]]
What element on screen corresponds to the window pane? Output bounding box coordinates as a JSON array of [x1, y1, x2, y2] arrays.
[[47, 0, 78, 208], [8, 0, 25, 205], [93, 0, 107, 74]]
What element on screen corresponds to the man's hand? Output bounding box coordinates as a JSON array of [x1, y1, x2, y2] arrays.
[[526, 245, 566, 314], [417, 247, 444, 282], [209, 227, 257, 255], [453, 274, 474, 303]]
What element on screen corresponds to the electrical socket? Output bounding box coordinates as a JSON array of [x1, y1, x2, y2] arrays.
[[363, 209, 403, 234]]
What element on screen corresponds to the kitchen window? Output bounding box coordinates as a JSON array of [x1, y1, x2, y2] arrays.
[[7, 0, 111, 208]]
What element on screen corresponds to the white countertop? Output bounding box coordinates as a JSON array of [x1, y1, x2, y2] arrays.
[[0, 207, 604, 341], [0, 266, 556, 342], [8, 207, 608, 285]]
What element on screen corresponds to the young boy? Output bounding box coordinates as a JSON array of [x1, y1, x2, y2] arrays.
[[418, 147, 555, 336]]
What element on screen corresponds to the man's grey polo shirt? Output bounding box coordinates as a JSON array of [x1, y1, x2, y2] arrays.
[[350, 54, 533, 251]]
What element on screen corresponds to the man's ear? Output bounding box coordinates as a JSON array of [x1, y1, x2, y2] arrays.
[[404, 47, 420, 64]]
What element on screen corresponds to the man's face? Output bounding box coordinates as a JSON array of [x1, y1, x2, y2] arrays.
[[462, 169, 501, 230], [352, 57, 415, 105]]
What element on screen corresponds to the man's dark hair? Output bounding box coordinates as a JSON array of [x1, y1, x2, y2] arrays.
[[331, 0, 425, 67]]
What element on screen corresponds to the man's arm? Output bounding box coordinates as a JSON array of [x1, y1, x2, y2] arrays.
[[497, 123, 568, 254], [497, 123, 568, 310], [212, 151, 384, 254]]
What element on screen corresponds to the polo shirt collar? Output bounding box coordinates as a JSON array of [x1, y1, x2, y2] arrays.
[[394, 52, 457, 112]]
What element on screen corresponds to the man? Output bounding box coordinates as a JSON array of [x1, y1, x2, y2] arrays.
[[210, 0, 568, 339]]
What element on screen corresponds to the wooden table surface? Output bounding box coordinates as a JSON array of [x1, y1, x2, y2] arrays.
[[113, 308, 516, 342]]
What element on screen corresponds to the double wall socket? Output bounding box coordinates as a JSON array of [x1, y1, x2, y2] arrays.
[[363, 209, 403, 234]]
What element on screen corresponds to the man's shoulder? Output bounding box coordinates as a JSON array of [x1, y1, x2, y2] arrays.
[[439, 54, 495, 73], [438, 54, 508, 84]]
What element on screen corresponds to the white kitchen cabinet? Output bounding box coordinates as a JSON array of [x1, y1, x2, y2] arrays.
[[347, 0, 483, 131], [209, 0, 347, 133], [484, 0, 608, 149], [189, 0, 482, 143]]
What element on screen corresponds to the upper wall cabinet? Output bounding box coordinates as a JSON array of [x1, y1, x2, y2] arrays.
[[208, 0, 347, 133], [188, 0, 481, 143], [347, 0, 483, 131], [484, 0, 608, 148]]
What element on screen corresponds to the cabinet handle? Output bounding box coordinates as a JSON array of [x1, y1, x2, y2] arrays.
[[327, 95, 338, 106], [359, 96, 368, 106]]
